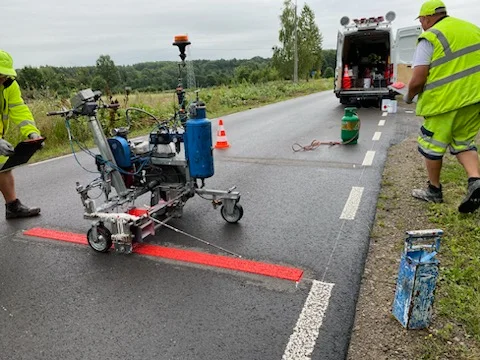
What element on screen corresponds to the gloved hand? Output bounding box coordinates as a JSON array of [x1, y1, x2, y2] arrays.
[[0, 139, 15, 156], [28, 133, 45, 148], [403, 94, 418, 104], [28, 133, 41, 140]]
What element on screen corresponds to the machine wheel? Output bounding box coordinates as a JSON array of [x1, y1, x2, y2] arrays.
[[87, 224, 112, 253], [221, 203, 244, 223]]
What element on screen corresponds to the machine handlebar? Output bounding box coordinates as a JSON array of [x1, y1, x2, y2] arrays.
[[46, 103, 120, 117], [105, 103, 120, 110], [46, 110, 70, 117]]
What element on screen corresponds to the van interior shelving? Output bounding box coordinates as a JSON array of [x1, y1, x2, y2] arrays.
[[342, 30, 391, 90], [334, 12, 421, 107]]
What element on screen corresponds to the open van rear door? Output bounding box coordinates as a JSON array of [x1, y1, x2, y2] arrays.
[[334, 30, 345, 92], [393, 25, 422, 85]]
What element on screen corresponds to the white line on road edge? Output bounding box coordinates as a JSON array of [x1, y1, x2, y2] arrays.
[[28, 153, 73, 166], [378, 119, 386, 126], [282, 280, 335, 360], [340, 187, 364, 220], [362, 151, 376, 166], [372, 132, 382, 141]]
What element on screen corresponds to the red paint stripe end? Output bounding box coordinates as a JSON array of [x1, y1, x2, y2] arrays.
[[23, 227, 303, 282]]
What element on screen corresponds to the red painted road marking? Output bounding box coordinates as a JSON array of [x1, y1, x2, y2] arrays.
[[24, 228, 87, 245], [23, 227, 304, 282]]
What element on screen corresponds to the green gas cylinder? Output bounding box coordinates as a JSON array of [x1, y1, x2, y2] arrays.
[[341, 107, 360, 144]]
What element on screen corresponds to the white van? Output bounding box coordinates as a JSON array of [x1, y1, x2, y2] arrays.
[[334, 12, 422, 106]]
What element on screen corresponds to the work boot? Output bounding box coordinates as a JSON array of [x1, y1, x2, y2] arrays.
[[5, 199, 41, 219], [458, 179, 480, 213], [412, 182, 443, 203]]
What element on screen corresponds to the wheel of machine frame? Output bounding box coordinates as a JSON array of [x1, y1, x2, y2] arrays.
[[87, 224, 112, 253], [220, 203, 244, 223]]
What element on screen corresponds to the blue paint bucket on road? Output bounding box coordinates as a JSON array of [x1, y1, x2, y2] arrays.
[[392, 229, 443, 329]]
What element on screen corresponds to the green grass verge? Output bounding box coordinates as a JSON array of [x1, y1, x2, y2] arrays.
[[419, 157, 480, 358]]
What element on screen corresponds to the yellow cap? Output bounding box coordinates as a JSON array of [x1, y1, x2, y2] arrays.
[[0, 50, 17, 77], [417, 0, 447, 18]]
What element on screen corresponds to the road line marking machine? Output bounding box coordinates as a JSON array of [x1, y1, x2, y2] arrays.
[[47, 35, 244, 254]]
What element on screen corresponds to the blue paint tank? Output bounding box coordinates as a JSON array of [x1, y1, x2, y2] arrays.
[[184, 102, 214, 179]]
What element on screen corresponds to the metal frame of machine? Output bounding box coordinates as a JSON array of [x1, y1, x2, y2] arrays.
[[47, 36, 243, 254]]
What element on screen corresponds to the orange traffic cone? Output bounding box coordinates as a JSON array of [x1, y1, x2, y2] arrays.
[[214, 119, 230, 149], [342, 65, 351, 89]]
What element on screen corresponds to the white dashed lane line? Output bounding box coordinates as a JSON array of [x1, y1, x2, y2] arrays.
[[292, 113, 381, 358], [382, 112, 388, 116], [339, 186, 364, 220], [282, 280, 335, 360], [362, 151, 376, 166]]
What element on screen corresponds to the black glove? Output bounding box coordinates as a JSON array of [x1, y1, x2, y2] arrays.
[[0, 139, 15, 156]]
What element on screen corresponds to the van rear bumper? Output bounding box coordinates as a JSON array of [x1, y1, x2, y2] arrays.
[[336, 88, 390, 98]]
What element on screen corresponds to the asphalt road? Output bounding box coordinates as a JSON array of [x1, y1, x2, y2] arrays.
[[0, 91, 419, 360]]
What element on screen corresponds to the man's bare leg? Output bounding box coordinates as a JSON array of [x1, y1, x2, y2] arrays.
[[0, 170, 17, 203], [425, 158, 443, 188], [412, 157, 443, 203], [456, 150, 480, 178], [0, 170, 40, 218]]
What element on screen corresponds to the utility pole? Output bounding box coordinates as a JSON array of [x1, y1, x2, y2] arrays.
[[293, 0, 298, 83]]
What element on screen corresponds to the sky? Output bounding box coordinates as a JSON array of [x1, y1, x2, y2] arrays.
[[2, 0, 479, 68]]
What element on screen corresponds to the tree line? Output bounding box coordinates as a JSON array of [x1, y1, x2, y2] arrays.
[[16, 51, 335, 98], [15, 0, 335, 98]]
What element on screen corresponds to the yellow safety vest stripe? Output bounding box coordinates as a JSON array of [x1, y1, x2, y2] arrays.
[[425, 64, 480, 91], [431, 43, 480, 68], [9, 102, 25, 108]]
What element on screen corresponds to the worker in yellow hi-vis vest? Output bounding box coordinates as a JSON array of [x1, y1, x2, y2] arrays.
[[0, 50, 43, 219], [405, 0, 480, 213]]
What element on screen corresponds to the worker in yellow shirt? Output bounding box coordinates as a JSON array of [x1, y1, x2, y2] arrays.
[[0, 50, 43, 219], [406, 0, 480, 213]]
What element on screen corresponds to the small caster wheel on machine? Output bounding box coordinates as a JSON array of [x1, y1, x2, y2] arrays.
[[87, 224, 112, 253], [220, 203, 244, 223]]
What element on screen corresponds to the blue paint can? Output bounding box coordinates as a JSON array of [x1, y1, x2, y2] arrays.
[[392, 229, 443, 329]]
